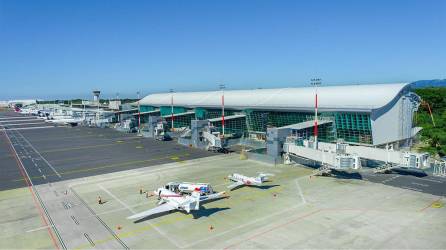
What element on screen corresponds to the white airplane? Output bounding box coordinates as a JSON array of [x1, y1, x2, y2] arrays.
[[47, 117, 84, 126], [227, 173, 274, 190], [127, 188, 226, 220], [19, 108, 31, 114]]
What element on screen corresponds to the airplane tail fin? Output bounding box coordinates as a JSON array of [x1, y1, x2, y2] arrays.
[[256, 173, 274, 182], [190, 191, 200, 211]]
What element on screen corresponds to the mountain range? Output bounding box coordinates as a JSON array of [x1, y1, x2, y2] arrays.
[[411, 79, 446, 88]]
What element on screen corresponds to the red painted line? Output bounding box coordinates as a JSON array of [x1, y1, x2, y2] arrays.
[[223, 209, 321, 249], [2, 130, 60, 250], [419, 198, 442, 212]]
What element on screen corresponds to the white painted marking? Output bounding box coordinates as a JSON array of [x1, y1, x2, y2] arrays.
[[182, 174, 312, 249], [382, 175, 399, 184], [0, 122, 44, 126], [69, 156, 225, 188], [401, 186, 422, 192], [422, 178, 444, 184], [412, 182, 429, 187], [184, 202, 308, 249], [295, 178, 307, 204], [0, 117, 37, 120], [42, 175, 46, 180], [15, 131, 62, 178], [26, 225, 52, 233], [1, 126, 55, 131], [38, 168, 42, 173], [97, 183, 182, 248], [92, 201, 150, 217], [3, 130, 37, 188]]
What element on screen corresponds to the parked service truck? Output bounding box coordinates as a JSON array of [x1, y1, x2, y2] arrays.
[[164, 182, 214, 195]]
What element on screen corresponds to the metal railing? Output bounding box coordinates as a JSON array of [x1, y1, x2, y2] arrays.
[[433, 160, 446, 177]]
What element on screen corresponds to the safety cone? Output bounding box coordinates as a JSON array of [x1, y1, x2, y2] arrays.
[[209, 225, 214, 231]]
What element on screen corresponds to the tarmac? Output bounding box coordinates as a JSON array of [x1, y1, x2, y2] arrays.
[[1, 111, 446, 249], [2, 155, 445, 249], [0, 111, 213, 191], [328, 169, 446, 197]]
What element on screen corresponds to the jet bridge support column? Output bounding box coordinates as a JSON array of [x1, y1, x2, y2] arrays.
[[147, 116, 162, 138], [191, 120, 209, 148], [266, 127, 291, 161]]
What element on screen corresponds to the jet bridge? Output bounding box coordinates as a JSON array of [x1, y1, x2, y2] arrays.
[[266, 119, 334, 162], [283, 141, 361, 169], [181, 120, 226, 151], [284, 139, 430, 170]]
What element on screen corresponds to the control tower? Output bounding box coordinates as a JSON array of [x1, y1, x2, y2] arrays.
[[93, 90, 101, 104]]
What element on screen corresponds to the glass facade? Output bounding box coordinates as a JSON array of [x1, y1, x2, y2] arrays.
[[334, 113, 372, 144], [195, 108, 235, 120], [164, 113, 195, 129], [145, 106, 374, 145], [209, 116, 247, 137]]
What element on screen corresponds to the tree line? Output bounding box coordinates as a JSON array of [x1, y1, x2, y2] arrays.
[[414, 87, 446, 157]]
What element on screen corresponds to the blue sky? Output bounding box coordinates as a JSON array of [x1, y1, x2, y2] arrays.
[[0, 0, 445, 100]]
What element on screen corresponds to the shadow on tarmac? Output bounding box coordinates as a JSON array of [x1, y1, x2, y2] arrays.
[[230, 184, 280, 191], [191, 207, 230, 219], [391, 168, 428, 177], [329, 169, 363, 180], [327, 168, 428, 179]]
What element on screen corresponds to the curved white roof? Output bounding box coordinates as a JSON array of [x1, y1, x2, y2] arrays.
[[139, 83, 410, 112]]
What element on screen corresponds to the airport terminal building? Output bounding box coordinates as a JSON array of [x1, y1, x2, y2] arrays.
[[138, 83, 421, 147]]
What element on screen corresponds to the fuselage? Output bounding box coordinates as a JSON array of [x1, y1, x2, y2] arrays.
[[155, 188, 199, 212], [229, 173, 261, 186]]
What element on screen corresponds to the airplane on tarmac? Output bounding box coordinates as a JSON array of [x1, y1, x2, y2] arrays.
[[46, 117, 84, 126], [127, 188, 226, 220], [227, 173, 274, 190]]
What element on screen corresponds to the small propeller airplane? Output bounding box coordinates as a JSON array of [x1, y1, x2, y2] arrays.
[[127, 187, 226, 220], [227, 173, 274, 190]]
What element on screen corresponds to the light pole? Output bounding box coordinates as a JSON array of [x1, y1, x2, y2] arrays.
[[219, 83, 225, 137], [170, 89, 174, 131], [137, 91, 141, 133], [311, 78, 321, 149], [116, 92, 120, 123]]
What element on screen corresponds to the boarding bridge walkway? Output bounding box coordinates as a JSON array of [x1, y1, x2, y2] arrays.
[[161, 111, 195, 119], [284, 140, 429, 170], [279, 119, 332, 130], [315, 142, 429, 169]]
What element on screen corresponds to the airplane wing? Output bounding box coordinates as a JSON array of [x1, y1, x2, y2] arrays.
[[227, 181, 244, 190], [127, 203, 177, 220], [200, 191, 226, 202]]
